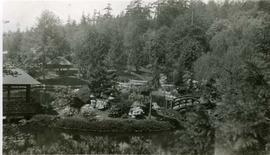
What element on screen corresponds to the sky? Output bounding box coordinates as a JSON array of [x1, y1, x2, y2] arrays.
[[2, 0, 211, 32]]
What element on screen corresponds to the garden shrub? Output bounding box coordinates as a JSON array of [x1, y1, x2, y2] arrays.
[[108, 93, 132, 118], [29, 116, 175, 132], [108, 105, 122, 118], [28, 114, 58, 127], [50, 87, 85, 115], [58, 106, 79, 117], [31, 89, 57, 114]]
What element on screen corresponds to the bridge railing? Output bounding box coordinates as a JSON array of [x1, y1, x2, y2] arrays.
[[171, 96, 201, 111]]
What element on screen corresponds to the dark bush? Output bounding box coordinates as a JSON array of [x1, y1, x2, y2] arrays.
[[74, 86, 91, 104], [28, 114, 58, 127], [31, 90, 57, 114], [108, 106, 122, 118], [152, 94, 166, 107], [41, 77, 88, 86], [28, 115, 174, 132], [54, 117, 174, 132], [108, 93, 132, 117]]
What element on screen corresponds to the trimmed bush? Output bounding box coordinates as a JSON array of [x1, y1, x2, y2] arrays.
[[27, 114, 58, 127], [55, 117, 174, 132], [28, 115, 174, 133]]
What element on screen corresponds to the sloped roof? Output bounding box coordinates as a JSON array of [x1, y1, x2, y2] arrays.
[[47, 56, 72, 66], [3, 68, 40, 85]]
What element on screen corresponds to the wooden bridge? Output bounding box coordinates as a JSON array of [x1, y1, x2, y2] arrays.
[[153, 95, 215, 126], [164, 95, 214, 111], [172, 95, 201, 111]]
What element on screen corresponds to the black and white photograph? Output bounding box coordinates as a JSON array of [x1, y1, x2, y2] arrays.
[[2, 0, 270, 154]]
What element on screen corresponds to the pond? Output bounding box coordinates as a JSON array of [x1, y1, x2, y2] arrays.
[[4, 124, 268, 155], [3, 124, 215, 155]]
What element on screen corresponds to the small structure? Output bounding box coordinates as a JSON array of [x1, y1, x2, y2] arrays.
[[46, 56, 78, 76], [47, 56, 72, 69], [3, 67, 41, 116], [3, 51, 8, 64]]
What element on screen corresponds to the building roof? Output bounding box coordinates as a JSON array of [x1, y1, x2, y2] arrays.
[[3, 68, 40, 85]]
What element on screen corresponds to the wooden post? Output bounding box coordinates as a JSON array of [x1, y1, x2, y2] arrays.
[[163, 88, 167, 109], [148, 92, 152, 120], [26, 85, 31, 103], [42, 84, 46, 106], [39, 85, 42, 106], [7, 85, 11, 102]]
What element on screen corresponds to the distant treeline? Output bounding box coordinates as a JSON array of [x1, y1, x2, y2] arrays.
[[3, 0, 269, 83]]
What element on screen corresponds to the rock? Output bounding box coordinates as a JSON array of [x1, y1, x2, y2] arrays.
[[131, 101, 145, 108], [58, 106, 79, 117], [108, 96, 115, 101], [73, 89, 79, 93], [71, 86, 92, 108], [90, 99, 96, 108], [152, 102, 160, 110], [96, 99, 109, 110], [80, 104, 96, 117], [18, 119, 27, 125], [129, 106, 144, 119], [70, 98, 85, 108], [74, 86, 91, 104], [129, 101, 147, 119]]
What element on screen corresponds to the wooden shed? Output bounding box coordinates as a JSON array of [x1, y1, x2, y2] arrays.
[[3, 67, 41, 116]]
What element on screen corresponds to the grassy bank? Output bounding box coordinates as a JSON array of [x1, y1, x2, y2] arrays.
[[27, 115, 174, 133]]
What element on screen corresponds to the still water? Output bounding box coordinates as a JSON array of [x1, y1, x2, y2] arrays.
[[3, 124, 214, 155], [4, 124, 266, 155]]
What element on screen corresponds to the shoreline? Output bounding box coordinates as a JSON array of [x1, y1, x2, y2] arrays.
[[21, 114, 175, 133]]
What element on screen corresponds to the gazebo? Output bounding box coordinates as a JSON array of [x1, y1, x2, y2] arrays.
[[46, 56, 78, 76], [3, 67, 41, 116], [46, 56, 73, 70]]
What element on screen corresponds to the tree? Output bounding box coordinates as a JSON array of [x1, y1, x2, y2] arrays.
[[104, 3, 113, 18], [124, 0, 151, 71], [3, 29, 22, 62], [74, 26, 109, 78], [143, 27, 169, 88], [34, 10, 70, 79], [88, 64, 119, 98], [194, 8, 270, 153], [154, 0, 188, 27]]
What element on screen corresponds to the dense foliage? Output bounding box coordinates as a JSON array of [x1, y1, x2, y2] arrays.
[[3, 0, 270, 153]]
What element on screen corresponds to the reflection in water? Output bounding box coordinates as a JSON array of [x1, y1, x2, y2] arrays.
[[3, 125, 213, 155], [4, 124, 268, 155]]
